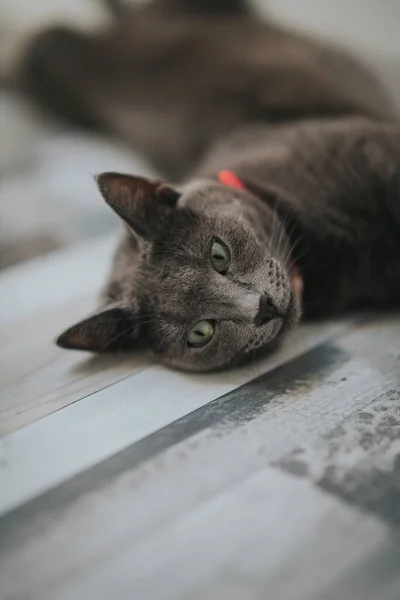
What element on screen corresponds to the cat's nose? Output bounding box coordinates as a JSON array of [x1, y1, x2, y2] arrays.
[[254, 295, 279, 325]]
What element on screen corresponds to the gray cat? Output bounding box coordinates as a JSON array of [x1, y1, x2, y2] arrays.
[[22, 0, 400, 371]]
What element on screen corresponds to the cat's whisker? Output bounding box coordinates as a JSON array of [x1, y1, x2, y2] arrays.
[[98, 315, 162, 352], [98, 322, 142, 352], [268, 202, 281, 253]]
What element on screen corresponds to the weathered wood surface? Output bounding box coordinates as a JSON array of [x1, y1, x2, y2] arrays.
[[0, 234, 399, 600]]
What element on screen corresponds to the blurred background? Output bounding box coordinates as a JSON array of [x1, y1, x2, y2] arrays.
[[1, 0, 400, 269]]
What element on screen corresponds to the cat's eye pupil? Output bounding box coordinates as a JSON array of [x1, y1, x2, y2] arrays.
[[188, 320, 215, 347], [210, 240, 230, 274]]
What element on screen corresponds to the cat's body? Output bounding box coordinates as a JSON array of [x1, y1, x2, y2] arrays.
[[22, 0, 400, 371], [22, 0, 396, 179], [197, 117, 400, 316]]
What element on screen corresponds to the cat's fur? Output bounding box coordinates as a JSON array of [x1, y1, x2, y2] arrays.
[[21, 0, 400, 371]]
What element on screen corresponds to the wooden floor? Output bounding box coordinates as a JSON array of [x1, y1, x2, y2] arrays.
[[0, 234, 399, 600]]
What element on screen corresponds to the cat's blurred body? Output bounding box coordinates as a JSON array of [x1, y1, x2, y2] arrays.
[[22, 0, 400, 371], [22, 0, 396, 179]]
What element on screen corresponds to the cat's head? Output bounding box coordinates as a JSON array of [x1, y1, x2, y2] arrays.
[[57, 172, 302, 371]]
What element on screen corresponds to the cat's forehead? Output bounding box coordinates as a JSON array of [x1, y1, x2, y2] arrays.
[[151, 206, 254, 259], [176, 179, 280, 250], [178, 179, 245, 214]]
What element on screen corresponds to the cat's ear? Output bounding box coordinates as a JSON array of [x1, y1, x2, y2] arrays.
[[96, 172, 180, 238], [56, 305, 141, 352]]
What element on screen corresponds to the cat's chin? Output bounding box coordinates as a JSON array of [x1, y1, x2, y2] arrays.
[[291, 268, 303, 301]]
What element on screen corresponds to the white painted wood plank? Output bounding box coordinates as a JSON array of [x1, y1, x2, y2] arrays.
[[0, 296, 147, 435], [0, 320, 350, 516], [2, 465, 390, 600], [0, 233, 117, 326], [0, 231, 146, 436], [62, 471, 387, 600], [61, 473, 388, 600], [2, 318, 398, 600]]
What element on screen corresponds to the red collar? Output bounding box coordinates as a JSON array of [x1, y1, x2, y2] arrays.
[[218, 169, 246, 191], [218, 170, 303, 299]]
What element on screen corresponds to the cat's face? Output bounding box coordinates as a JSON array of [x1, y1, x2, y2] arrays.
[[57, 173, 301, 371]]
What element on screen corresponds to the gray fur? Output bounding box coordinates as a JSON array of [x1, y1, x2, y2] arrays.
[[58, 174, 300, 371], [21, 0, 400, 371]]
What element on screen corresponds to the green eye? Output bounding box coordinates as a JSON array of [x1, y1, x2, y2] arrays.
[[211, 239, 230, 274], [187, 320, 215, 347]]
